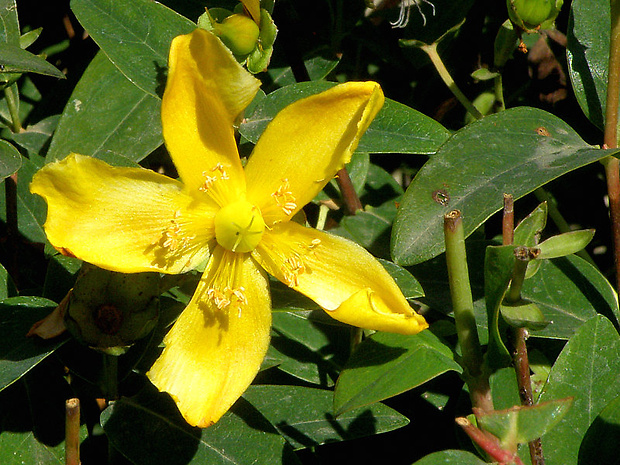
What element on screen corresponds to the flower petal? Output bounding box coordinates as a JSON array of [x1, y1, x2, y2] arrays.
[[148, 248, 271, 427], [240, 0, 261, 24], [245, 82, 384, 224], [30, 154, 216, 273], [253, 222, 427, 335], [163, 29, 260, 205]]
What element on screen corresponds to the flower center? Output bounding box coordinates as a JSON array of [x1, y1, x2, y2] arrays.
[[214, 200, 265, 253]]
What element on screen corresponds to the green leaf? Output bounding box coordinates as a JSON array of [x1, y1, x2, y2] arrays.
[[0, 261, 16, 300], [47, 52, 163, 164], [392, 106, 617, 265], [0, 0, 20, 46], [413, 450, 488, 465], [8, 114, 59, 156], [0, 431, 69, 464], [484, 245, 515, 369], [534, 229, 595, 259], [0, 296, 63, 391], [243, 385, 409, 450], [0, 139, 20, 179], [267, 310, 346, 386], [539, 315, 620, 465], [513, 202, 547, 247], [0, 44, 64, 78], [331, 200, 399, 259], [265, 51, 340, 89], [102, 384, 300, 465], [334, 330, 461, 415], [0, 154, 47, 243], [71, 0, 195, 97], [500, 299, 550, 330], [239, 80, 449, 154], [566, 0, 609, 129], [579, 394, 620, 464], [477, 398, 573, 449], [521, 255, 620, 339], [379, 259, 425, 300]]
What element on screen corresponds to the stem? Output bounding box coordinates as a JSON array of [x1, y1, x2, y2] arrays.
[[418, 42, 484, 120], [444, 210, 493, 413], [65, 398, 80, 465], [456, 417, 525, 465], [604, 0, 620, 294], [336, 167, 363, 215], [494, 74, 506, 112], [4, 85, 21, 133], [316, 203, 329, 230], [504, 245, 546, 465], [102, 354, 119, 400], [505, 253, 528, 303], [503, 193, 514, 245]]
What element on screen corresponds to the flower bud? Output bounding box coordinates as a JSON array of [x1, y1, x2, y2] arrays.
[[64, 264, 160, 355], [507, 0, 563, 32], [213, 13, 260, 56]]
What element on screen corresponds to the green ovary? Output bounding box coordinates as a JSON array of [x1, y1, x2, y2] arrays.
[[214, 200, 266, 253]]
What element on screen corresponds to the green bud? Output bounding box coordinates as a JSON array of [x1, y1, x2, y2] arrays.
[[507, 0, 563, 32], [533, 229, 595, 260], [213, 13, 260, 56], [494, 20, 519, 69], [64, 264, 160, 355]]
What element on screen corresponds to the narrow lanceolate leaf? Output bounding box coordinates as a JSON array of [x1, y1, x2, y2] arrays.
[[47, 52, 162, 165], [334, 330, 461, 415], [0, 44, 64, 78], [0, 297, 64, 391], [538, 315, 620, 465], [534, 229, 595, 260], [243, 385, 409, 450], [392, 106, 618, 266], [239, 80, 450, 155], [71, 0, 195, 97]]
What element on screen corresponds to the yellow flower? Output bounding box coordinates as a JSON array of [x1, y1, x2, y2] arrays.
[[30, 29, 428, 427]]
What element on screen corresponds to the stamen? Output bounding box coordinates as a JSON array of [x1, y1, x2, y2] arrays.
[[206, 285, 247, 317], [159, 211, 195, 253], [391, 0, 436, 28], [199, 163, 230, 193], [271, 179, 297, 216]]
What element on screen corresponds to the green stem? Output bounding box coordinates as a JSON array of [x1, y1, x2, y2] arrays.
[[419, 42, 484, 120], [505, 251, 529, 304], [4, 85, 21, 133], [316, 203, 329, 231], [444, 210, 492, 413], [494, 74, 506, 112], [102, 354, 119, 400]]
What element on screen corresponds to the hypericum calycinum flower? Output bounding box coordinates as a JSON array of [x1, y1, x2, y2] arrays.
[[30, 29, 428, 427]]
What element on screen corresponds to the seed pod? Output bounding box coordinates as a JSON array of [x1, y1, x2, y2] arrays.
[[507, 0, 563, 32], [64, 264, 160, 355], [213, 13, 260, 56]]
